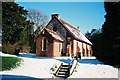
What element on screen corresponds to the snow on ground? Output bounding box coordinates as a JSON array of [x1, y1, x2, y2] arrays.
[[0, 52, 17, 57], [1, 53, 62, 78], [1, 53, 118, 78], [69, 63, 118, 78]]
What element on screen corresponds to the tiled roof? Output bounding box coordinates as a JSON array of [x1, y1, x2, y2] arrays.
[[59, 19, 92, 45], [45, 28, 64, 42], [59, 19, 80, 31]]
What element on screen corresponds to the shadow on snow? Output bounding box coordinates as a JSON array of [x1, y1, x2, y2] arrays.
[[78, 59, 104, 65], [55, 58, 104, 65], [18, 53, 52, 59], [18, 53, 104, 65], [1, 74, 43, 80]]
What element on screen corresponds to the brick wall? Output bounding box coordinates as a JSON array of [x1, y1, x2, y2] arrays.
[[36, 34, 42, 56], [36, 31, 63, 57]]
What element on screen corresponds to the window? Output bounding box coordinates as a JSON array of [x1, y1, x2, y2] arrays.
[[42, 37, 47, 51], [53, 26, 57, 31], [59, 44, 61, 52]]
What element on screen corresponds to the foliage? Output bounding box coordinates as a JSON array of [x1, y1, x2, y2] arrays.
[[86, 2, 120, 65], [3, 2, 26, 44], [85, 29, 102, 40], [2, 2, 49, 54], [85, 29, 102, 56], [2, 42, 20, 55], [112, 65, 120, 68], [100, 2, 120, 65], [2, 2, 34, 54], [0, 56, 21, 71], [0, 34, 1, 52]]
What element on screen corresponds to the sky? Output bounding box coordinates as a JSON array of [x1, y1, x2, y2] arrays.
[[16, 2, 106, 34]]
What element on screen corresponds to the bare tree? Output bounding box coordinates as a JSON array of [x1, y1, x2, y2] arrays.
[[25, 9, 48, 53], [26, 9, 48, 34]]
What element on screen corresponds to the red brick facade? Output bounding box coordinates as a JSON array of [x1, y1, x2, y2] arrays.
[[36, 29, 63, 57], [36, 14, 93, 57]]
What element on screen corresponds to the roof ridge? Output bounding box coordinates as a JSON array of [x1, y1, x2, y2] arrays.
[[59, 19, 80, 32]]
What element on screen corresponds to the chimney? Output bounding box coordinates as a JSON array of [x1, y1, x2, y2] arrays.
[[51, 14, 60, 19]]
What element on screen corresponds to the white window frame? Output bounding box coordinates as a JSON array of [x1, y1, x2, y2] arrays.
[[42, 37, 47, 51], [59, 43, 61, 52]]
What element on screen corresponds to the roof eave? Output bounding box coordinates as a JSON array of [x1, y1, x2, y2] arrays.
[[74, 37, 92, 45]]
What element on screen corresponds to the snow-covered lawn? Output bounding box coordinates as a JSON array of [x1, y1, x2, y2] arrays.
[[1, 53, 62, 78], [0, 53, 118, 79], [69, 63, 118, 78]]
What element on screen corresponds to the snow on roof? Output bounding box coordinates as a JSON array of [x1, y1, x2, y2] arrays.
[[45, 28, 64, 42], [58, 19, 92, 45], [45, 16, 92, 45], [63, 24, 92, 45]]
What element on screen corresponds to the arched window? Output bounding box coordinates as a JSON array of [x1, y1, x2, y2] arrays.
[[42, 37, 47, 51]]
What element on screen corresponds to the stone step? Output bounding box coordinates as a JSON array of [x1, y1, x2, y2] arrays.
[[61, 66, 69, 68], [58, 72, 69, 75], [61, 67, 69, 70], [59, 69, 68, 72], [57, 75, 68, 78], [58, 71, 69, 74], [62, 65, 69, 67], [54, 64, 70, 79]]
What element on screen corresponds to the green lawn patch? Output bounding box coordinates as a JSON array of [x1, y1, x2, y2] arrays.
[[0, 56, 22, 71]]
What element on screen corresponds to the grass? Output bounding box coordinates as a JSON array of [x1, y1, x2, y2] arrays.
[[0, 56, 22, 71]]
